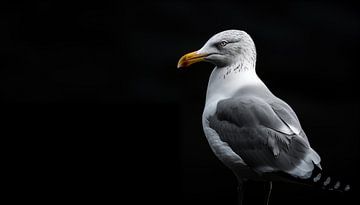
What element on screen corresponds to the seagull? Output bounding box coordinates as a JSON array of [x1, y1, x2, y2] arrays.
[[177, 30, 350, 205]]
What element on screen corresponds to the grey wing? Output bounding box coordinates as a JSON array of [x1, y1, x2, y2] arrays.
[[208, 96, 320, 178], [269, 98, 309, 143]]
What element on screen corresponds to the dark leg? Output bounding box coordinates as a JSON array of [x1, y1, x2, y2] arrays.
[[237, 180, 245, 205], [264, 181, 272, 205]]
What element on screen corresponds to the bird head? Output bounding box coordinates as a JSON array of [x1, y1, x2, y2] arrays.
[[177, 30, 256, 69]]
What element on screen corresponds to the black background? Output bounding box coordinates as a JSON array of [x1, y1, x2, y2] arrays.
[[1, 1, 359, 204]]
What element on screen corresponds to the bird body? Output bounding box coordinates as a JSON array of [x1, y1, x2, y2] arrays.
[[202, 67, 265, 178], [178, 30, 350, 204]]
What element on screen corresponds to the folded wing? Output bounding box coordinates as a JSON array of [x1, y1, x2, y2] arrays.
[[208, 96, 321, 179]]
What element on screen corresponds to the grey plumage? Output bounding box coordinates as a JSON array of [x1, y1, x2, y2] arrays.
[[178, 29, 351, 205], [208, 94, 317, 178]]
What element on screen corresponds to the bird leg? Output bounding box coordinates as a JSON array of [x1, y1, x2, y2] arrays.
[[264, 181, 272, 205], [237, 180, 245, 205]]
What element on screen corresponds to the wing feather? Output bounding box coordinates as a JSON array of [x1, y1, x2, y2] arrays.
[[208, 96, 319, 178]]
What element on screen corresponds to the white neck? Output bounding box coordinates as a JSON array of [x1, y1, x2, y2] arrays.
[[205, 60, 264, 106]]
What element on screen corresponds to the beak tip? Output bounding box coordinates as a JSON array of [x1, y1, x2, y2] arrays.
[[177, 56, 186, 69], [177, 62, 185, 69]]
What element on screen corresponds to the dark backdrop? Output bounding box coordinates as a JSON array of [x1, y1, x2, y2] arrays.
[[1, 1, 359, 204]]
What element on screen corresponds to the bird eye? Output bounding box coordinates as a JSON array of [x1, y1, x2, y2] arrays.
[[218, 40, 228, 48]]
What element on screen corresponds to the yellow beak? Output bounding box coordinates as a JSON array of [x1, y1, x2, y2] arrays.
[[177, 51, 208, 68]]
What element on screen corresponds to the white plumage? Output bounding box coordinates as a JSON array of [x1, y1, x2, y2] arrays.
[[178, 30, 350, 205]]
